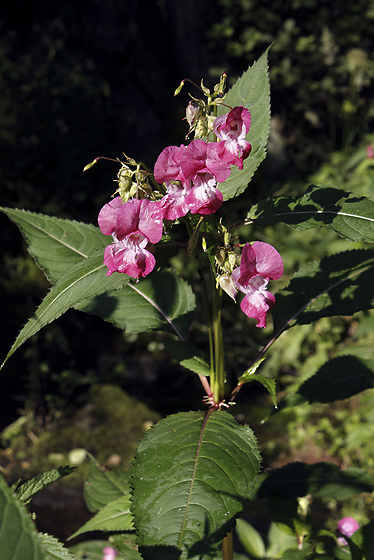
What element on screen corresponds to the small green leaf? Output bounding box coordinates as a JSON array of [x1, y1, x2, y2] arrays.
[[69, 496, 133, 539], [351, 520, 374, 560], [1, 252, 129, 369], [247, 185, 374, 243], [235, 518, 266, 558], [218, 48, 271, 200], [0, 475, 46, 560], [84, 458, 130, 513], [278, 355, 374, 412], [253, 462, 374, 500], [163, 339, 211, 376], [13, 466, 75, 505], [130, 410, 261, 560], [38, 534, 74, 560], [0, 207, 108, 283]]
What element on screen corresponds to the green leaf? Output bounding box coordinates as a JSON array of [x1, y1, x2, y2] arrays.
[[0, 475, 46, 560], [130, 410, 261, 560], [235, 518, 266, 558], [76, 269, 195, 339], [84, 458, 130, 513], [1, 252, 129, 369], [13, 466, 75, 505], [163, 339, 211, 376], [69, 496, 133, 539], [238, 360, 277, 407], [278, 355, 374, 412], [272, 249, 374, 334], [0, 207, 108, 283], [351, 520, 374, 560], [38, 534, 74, 560], [218, 48, 271, 201], [253, 462, 374, 500], [246, 185, 374, 243]]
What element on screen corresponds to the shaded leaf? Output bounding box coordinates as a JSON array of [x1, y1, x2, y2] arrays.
[[253, 462, 374, 500], [246, 185, 374, 243], [218, 49, 271, 200], [163, 339, 211, 376], [0, 206, 108, 283], [69, 496, 133, 539], [84, 458, 130, 513], [1, 252, 129, 369], [130, 410, 261, 560], [0, 475, 46, 560], [13, 466, 75, 505], [351, 520, 374, 560], [76, 269, 195, 340], [273, 249, 374, 334], [69, 540, 109, 560], [278, 355, 374, 412], [235, 518, 266, 558]]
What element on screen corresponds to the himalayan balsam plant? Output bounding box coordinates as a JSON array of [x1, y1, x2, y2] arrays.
[[2, 49, 374, 560]]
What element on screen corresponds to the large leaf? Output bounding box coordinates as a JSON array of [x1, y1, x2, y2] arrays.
[[69, 496, 133, 539], [0, 475, 46, 560], [246, 185, 374, 243], [253, 462, 374, 500], [218, 48, 271, 200], [84, 458, 130, 513], [277, 355, 374, 412], [13, 466, 75, 505], [1, 252, 129, 369], [272, 249, 374, 334], [130, 410, 261, 560], [76, 269, 195, 339], [0, 206, 108, 283]]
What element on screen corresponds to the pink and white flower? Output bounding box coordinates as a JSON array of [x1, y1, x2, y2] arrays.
[[213, 106, 252, 168], [231, 242, 283, 328], [98, 197, 164, 278], [103, 546, 117, 560]]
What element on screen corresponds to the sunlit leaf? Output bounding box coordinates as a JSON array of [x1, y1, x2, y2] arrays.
[[218, 48, 271, 200], [69, 496, 133, 539], [130, 410, 260, 560], [1, 252, 129, 369], [13, 466, 75, 505]]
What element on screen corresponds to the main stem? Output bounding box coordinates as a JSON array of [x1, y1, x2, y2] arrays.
[[209, 268, 225, 404]]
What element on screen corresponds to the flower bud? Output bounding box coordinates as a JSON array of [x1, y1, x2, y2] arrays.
[[337, 516, 359, 546], [186, 101, 201, 128]]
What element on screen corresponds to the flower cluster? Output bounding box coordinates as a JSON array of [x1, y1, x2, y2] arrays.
[[219, 242, 283, 328], [98, 106, 251, 279]]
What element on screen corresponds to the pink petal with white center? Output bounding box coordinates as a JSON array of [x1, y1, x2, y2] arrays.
[[186, 173, 223, 215], [213, 106, 251, 142], [238, 276, 275, 328], [103, 234, 156, 278], [160, 183, 190, 220], [98, 196, 123, 236], [115, 198, 164, 244]]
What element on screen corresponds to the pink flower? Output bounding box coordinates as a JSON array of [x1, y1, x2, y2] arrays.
[[98, 197, 164, 278], [367, 145, 374, 159], [103, 546, 117, 560], [213, 106, 252, 168], [180, 139, 232, 184], [154, 140, 227, 217], [337, 517, 360, 546], [232, 242, 283, 328]]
